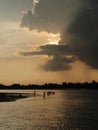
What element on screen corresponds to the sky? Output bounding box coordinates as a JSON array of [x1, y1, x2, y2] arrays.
[[0, 0, 98, 85]]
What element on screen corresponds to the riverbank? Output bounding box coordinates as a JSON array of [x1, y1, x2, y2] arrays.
[[0, 92, 30, 102], [0, 90, 55, 102]]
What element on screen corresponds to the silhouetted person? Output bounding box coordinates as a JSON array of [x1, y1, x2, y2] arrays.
[[34, 91, 36, 97], [19, 94, 22, 97], [43, 91, 46, 99]]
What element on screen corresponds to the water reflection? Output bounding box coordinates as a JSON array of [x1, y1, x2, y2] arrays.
[[0, 90, 97, 130]]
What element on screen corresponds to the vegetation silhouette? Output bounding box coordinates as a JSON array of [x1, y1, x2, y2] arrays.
[[0, 80, 98, 89]]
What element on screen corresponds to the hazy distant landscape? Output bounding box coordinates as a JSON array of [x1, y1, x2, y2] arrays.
[[0, 81, 98, 103], [0, 81, 98, 89]]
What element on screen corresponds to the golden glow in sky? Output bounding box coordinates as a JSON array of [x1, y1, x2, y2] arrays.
[[0, 0, 98, 84], [47, 33, 60, 45], [48, 41, 59, 45]]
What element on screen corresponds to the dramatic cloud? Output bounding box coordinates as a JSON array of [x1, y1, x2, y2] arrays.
[[21, 0, 83, 33], [20, 44, 76, 71], [66, 0, 98, 69], [20, 0, 98, 71]]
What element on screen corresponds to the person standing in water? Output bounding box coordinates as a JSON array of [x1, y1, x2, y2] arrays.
[[34, 91, 36, 97], [43, 91, 46, 99]]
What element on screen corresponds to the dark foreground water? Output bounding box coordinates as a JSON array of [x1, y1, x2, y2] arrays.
[[0, 89, 98, 130]]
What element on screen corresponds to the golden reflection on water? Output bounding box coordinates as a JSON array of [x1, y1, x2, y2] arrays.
[[0, 90, 97, 130]]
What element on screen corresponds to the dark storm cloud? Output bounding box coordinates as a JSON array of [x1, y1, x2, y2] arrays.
[[20, 44, 76, 71], [42, 55, 72, 71], [20, 44, 71, 56], [65, 0, 98, 69], [20, 0, 98, 71], [21, 0, 83, 33]]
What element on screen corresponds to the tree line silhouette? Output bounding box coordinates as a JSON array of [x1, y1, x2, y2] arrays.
[[0, 81, 98, 89]]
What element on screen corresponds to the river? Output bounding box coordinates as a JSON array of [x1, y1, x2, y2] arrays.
[[0, 89, 97, 130]]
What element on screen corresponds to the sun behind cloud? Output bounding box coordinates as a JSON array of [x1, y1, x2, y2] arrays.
[[47, 33, 60, 45], [48, 41, 59, 45]]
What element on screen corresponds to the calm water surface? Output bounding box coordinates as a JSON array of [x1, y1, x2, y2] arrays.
[[0, 89, 98, 130]]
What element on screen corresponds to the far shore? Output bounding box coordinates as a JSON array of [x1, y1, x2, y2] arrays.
[[0, 81, 98, 90]]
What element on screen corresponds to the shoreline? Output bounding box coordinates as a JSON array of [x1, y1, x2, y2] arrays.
[[0, 90, 55, 102], [0, 92, 31, 102]]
